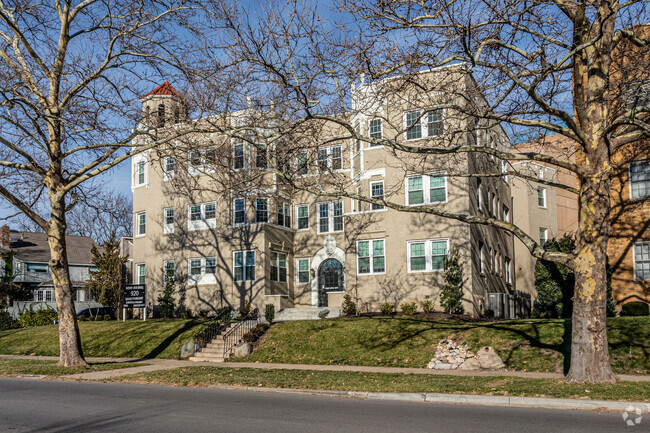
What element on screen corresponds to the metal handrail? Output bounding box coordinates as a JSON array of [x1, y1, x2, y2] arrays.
[[193, 308, 231, 351], [222, 308, 260, 358]]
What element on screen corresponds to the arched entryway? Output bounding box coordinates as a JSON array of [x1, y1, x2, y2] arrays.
[[317, 258, 344, 307]]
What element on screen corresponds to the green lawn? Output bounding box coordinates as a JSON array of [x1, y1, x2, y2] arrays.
[[0, 319, 207, 359], [116, 366, 650, 402], [0, 359, 149, 377], [236, 316, 649, 375]]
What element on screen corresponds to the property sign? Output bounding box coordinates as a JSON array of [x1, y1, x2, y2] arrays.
[[124, 285, 146, 308]]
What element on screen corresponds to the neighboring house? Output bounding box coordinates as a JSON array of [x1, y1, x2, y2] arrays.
[[119, 236, 134, 285], [131, 68, 519, 318], [0, 225, 102, 317]]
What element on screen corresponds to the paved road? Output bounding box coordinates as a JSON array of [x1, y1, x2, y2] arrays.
[[0, 378, 631, 432]]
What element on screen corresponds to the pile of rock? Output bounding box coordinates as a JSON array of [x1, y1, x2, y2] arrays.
[[427, 339, 473, 370], [427, 339, 506, 370]]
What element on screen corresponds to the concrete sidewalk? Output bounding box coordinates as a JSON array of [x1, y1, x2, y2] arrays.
[[2, 354, 649, 382]]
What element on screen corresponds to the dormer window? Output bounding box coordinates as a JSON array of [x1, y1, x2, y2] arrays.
[[157, 104, 165, 127]]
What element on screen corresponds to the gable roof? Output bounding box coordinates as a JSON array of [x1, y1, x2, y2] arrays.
[[143, 80, 182, 98], [10, 231, 97, 265]]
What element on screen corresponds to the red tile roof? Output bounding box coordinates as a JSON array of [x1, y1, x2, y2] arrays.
[[143, 80, 182, 98]]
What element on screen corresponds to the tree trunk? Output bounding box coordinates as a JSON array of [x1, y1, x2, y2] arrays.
[[566, 172, 616, 384], [48, 198, 88, 368]]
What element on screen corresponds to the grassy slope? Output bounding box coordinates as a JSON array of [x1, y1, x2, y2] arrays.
[[237, 316, 649, 374], [0, 319, 207, 359], [118, 366, 650, 402], [0, 359, 149, 376]]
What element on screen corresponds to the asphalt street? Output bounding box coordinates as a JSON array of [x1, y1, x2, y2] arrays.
[[0, 378, 634, 432]]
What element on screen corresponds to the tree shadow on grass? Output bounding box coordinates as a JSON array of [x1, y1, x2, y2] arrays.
[[142, 320, 201, 359]]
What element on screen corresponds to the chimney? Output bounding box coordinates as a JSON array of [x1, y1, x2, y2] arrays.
[[0, 225, 9, 250]]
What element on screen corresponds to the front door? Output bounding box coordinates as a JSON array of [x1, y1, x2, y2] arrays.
[[318, 258, 343, 307]]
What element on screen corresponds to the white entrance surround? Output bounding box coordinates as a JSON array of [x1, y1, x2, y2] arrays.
[[311, 235, 346, 306]]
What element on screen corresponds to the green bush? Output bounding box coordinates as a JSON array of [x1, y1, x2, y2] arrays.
[[0, 310, 17, 330], [400, 302, 417, 315], [242, 323, 270, 343], [380, 303, 394, 315], [342, 294, 357, 316], [620, 302, 649, 317], [198, 308, 210, 319], [318, 309, 330, 319], [265, 304, 275, 324], [440, 247, 464, 314], [19, 307, 58, 327], [181, 309, 194, 319], [158, 277, 176, 319], [102, 315, 111, 321], [483, 309, 495, 319], [239, 301, 251, 319], [420, 300, 433, 314]]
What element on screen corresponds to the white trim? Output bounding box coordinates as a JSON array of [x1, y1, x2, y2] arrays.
[[187, 202, 217, 231], [270, 251, 288, 283], [233, 250, 256, 282], [135, 263, 146, 285], [163, 207, 174, 234], [295, 204, 309, 230], [135, 211, 146, 237], [317, 200, 344, 234], [403, 108, 445, 142], [629, 159, 650, 201], [537, 187, 547, 208], [296, 258, 311, 284], [407, 238, 449, 273], [405, 172, 448, 206], [187, 257, 217, 286], [370, 180, 385, 211], [633, 241, 650, 281], [356, 238, 386, 276]]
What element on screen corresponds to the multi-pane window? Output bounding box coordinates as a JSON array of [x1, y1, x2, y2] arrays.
[[503, 205, 510, 223], [164, 157, 175, 175], [370, 181, 384, 210], [136, 212, 146, 236], [136, 263, 146, 285], [277, 203, 291, 228], [163, 208, 174, 234], [234, 251, 255, 282], [369, 118, 382, 141], [233, 144, 245, 169], [36, 289, 54, 302], [318, 201, 344, 233], [189, 151, 201, 167], [355, 124, 361, 153], [538, 187, 547, 207], [405, 109, 443, 140], [233, 198, 246, 225], [26, 263, 48, 273], [406, 175, 447, 205], [255, 199, 268, 223], [205, 257, 216, 274], [318, 146, 342, 172], [357, 239, 385, 275], [188, 257, 216, 278], [255, 143, 267, 169], [205, 203, 216, 219], [296, 205, 309, 230], [270, 252, 287, 282], [539, 228, 548, 246], [296, 151, 309, 175], [136, 161, 146, 185], [630, 160, 650, 200], [407, 239, 448, 272], [189, 259, 202, 276], [479, 242, 485, 274], [188, 202, 216, 230], [296, 258, 310, 283], [164, 260, 175, 282], [505, 257, 512, 284], [356, 185, 363, 212], [634, 242, 650, 280], [190, 205, 202, 221]]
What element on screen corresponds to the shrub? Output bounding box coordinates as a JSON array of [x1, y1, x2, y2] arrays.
[[78, 314, 87, 321], [264, 304, 275, 323], [0, 310, 17, 330], [318, 309, 330, 319], [19, 307, 58, 327], [483, 309, 495, 319], [620, 302, 649, 317], [181, 309, 194, 319], [242, 323, 270, 343], [400, 302, 417, 315], [342, 294, 357, 316], [93, 314, 103, 321], [239, 301, 251, 319], [102, 315, 111, 321], [420, 300, 433, 314], [157, 276, 176, 319], [380, 303, 394, 315], [441, 247, 464, 314], [198, 308, 210, 319]]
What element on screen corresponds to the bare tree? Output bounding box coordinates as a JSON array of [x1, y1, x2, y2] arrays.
[[196, 0, 649, 383], [67, 191, 133, 244], [0, 1, 199, 366]]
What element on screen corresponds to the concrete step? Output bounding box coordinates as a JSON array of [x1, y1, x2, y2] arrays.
[[189, 355, 225, 363], [198, 347, 225, 355]]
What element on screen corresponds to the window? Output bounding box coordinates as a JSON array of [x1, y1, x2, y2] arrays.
[[188, 202, 217, 230], [501, 160, 508, 182], [136, 264, 145, 285], [356, 185, 362, 212], [370, 181, 384, 210], [296, 152, 309, 175], [233, 144, 245, 170], [205, 257, 216, 274], [630, 160, 650, 200], [189, 259, 202, 276], [270, 252, 287, 282], [234, 251, 255, 281], [405, 109, 443, 140], [188, 257, 217, 283], [136, 212, 146, 236], [406, 174, 447, 205], [634, 242, 650, 280], [163, 208, 174, 234], [136, 161, 146, 185], [407, 239, 448, 272], [164, 157, 175, 176], [357, 239, 385, 274], [255, 199, 268, 223], [296, 205, 309, 230], [233, 198, 246, 225], [277, 203, 291, 228], [318, 146, 342, 172], [296, 258, 310, 283], [479, 242, 485, 274], [538, 187, 547, 208], [505, 257, 512, 284], [189, 151, 201, 167], [255, 143, 267, 169], [318, 201, 343, 233], [164, 260, 175, 282], [493, 250, 499, 274], [369, 118, 382, 141], [35, 289, 53, 302], [26, 263, 48, 273], [190, 205, 201, 221], [477, 178, 483, 211], [188, 148, 216, 175], [503, 205, 510, 223], [489, 192, 495, 216], [205, 203, 216, 220], [355, 124, 361, 153], [539, 228, 548, 246]]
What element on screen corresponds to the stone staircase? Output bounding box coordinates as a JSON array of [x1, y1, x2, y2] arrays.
[[189, 325, 231, 363], [273, 307, 342, 322]]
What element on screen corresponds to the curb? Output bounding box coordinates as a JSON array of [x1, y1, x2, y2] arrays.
[[206, 384, 650, 413]]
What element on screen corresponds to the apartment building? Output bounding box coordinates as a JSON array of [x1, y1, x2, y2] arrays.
[[131, 68, 516, 317]]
